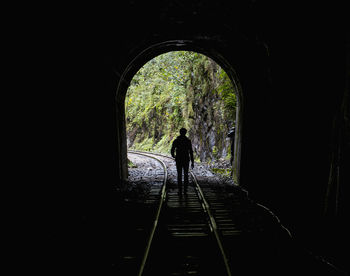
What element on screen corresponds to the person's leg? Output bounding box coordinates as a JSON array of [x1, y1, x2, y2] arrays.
[[183, 161, 189, 193], [176, 162, 182, 193]]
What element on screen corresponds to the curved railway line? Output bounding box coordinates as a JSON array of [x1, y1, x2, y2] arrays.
[[116, 152, 344, 276], [128, 150, 233, 276], [128, 151, 168, 276]]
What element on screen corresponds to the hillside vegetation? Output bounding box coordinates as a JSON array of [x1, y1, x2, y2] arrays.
[[125, 51, 236, 163]]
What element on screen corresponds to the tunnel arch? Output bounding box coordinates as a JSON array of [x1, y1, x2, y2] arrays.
[[115, 40, 245, 185]]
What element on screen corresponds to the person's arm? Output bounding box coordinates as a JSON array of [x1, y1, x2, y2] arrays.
[[171, 140, 176, 158]]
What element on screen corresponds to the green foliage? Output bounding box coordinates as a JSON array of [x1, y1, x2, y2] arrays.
[[211, 168, 232, 177], [212, 146, 218, 158], [127, 158, 137, 168], [126, 51, 236, 160], [217, 69, 237, 120]]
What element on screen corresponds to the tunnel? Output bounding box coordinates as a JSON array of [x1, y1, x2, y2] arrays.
[[118, 46, 243, 185], [31, 1, 348, 274], [110, 3, 348, 272]]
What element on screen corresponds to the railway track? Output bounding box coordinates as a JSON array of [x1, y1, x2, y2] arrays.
[[118, 151, 343, 275], [128, 150, 235, 276]]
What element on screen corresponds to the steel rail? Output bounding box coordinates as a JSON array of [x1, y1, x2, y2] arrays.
[[129, 150, 232, 276], [190, 171, 232, 276], [127, 151, 168, 276]]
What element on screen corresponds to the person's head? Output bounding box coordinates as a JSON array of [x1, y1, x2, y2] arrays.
[[179, 128, 187, 136]]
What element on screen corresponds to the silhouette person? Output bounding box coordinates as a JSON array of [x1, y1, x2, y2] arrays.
[[171, 128, 194, 194]]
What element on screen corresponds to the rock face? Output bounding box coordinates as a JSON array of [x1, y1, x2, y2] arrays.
[[186, 56, 235, 162]]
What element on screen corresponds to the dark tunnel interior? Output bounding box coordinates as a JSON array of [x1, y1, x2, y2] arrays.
[[22, 1, 348, 274]]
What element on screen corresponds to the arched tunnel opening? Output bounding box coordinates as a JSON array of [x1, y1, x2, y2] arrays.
[[114, 38, 347, 275], [116, 42, 245, 187], [124, 50, 241, 184], [112, 34, 348, 275]]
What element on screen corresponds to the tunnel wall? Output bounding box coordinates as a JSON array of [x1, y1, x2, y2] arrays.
[[28, 1, 347, 273], [109, 1, 347, 270]]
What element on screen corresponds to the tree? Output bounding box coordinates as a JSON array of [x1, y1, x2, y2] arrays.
[[125, 51, 236, 162]]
